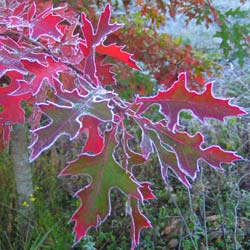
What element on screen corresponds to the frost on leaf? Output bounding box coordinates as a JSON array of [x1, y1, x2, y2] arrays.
[[59, 129, 143, 243], [0, 37, 47, 66], [136, 117, 242, 185], [29, 86, 114, 161], [29, 3, 64, 41], [96, 43, 141, 70], [80, 115, 104, 154], [79, 4, 139, 85], [0, 47, 27, 77], [136, 72, 245, 131], [129, 199, 152, 249], [120, 130, 146, 171], [17, 57, 68, 95]]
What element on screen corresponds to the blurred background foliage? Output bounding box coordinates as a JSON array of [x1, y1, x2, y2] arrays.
[[1, 0, 250, 249]]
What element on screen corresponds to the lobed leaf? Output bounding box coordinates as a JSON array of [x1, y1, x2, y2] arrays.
[[79, 4, 139, 85], [29, 86, 114, 161], [136, 72, 245, 130], [18, 57, 68, 95], [136, 117, 242, 183], [0, 47, 27, 77], [59, 129, 143, 243], [129, 198, 152, 249], [29, 3, 64, 41]]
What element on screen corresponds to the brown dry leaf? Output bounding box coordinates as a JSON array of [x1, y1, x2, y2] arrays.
[[167, 238, 179, 249], [207, 215, 219, 222]]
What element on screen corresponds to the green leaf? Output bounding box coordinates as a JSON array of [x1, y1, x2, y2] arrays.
[[60, 128, 142, 243]]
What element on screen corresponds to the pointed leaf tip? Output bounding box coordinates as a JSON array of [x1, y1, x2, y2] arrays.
[[60, 130, 143, 242], [96, 44, 141, 71], [130, 199, 152, 249], [202, 146, 243, 170], [136, 72, 246, 131]]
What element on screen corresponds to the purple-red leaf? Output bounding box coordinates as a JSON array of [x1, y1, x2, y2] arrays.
[[0, 47, 27, 77], [0, 37, 47, 65], [29, 87, 114, 161], [155, 122, 241, 178], [29, 102, 81, 161], [94, 4, 122, 45], [17, 57, 68, 95], [30, 4, 63, 41], [143, 127, 192, 187], [129, 199, 152, 250], [136, 73, 245, 130], [136, 117, 241, 182], [60, 129, 143, 243], [96, 56, 116, 86], [120, 130, 146, 171], [79, 4, 130, 85]]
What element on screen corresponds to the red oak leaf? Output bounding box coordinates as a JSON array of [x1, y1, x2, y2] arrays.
[[96, 56, 116, 86], [138, 182, 155, 200], [79, 13, 98, 85], [136, 72, 245, 130], [29, 86, 114, 161], [51, 23, 83, 65], [136, 117, 241, 182], [129, 199, 152, 250], [80, 115, 104, 154], [29, 3, 64, 41], [96, 43, 141, 70], [0, 71, 31, 125], [0, 2, 29, 30], [144, 127, 192, 187], [79, 4, 126, 85], [0, 37, 47, 65], [16, 57, 68, 95], [60, 129, 143, 243], [94, 4, 122, 45], [0, 47, 27, 77]]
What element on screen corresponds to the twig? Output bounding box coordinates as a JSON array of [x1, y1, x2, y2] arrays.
[[209, 189, 228, 250], [230, 172, 250, 199], [200, 167, 209, 250], [166, 180, 198, 250], [233, 196, 241, 250], [3, 231, 14, 250]]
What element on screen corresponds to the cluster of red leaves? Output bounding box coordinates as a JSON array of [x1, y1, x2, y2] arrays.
[[112, 0, 219, 27], [111, 27, 210, 90], [66, 0, 218, 92], [166, 0, 219, 27], [0, 1, 245, 249]]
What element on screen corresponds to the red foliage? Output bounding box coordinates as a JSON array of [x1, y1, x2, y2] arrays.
[[0, 1, 245, 249]]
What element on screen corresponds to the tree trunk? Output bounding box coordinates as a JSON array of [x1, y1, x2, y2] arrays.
[[11, 124, 34, 237]]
